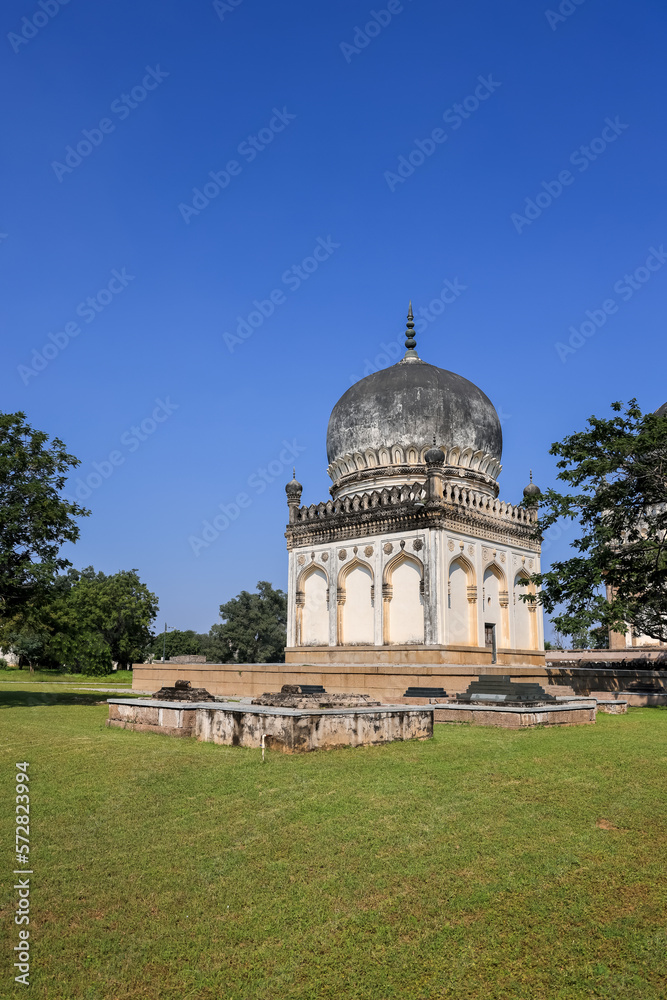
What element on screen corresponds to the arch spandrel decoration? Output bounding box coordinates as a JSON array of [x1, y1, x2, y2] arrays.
[[337, 558, 374, 645], [382, 551, 424, 645], [447, 554, 478, 646], [296, 563, 329, 647], [482, 562, 509, 647]]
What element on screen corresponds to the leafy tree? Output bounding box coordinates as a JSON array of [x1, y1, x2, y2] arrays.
[[64, 568, 158, 670], [198, 630, 231, 664], [6, 566, 158, 674], [50, 627, 113, 676], [1, 567, 78, 671], [150, 629, 202, 661], [569, 629, 591, 651], [0, 412, 88, 637], [523, 400, 667, 643], [209, 581, 287, 663], [5, 627, 49, 671]]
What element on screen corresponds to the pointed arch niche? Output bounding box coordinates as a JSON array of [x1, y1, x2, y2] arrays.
[[482, 563, 509, 647], [297, 565, 329, 646], [514, 570, 538, 650], [383, 552, 424, 645], [448, 555, 478, 645], [337, 559, 374, 644]]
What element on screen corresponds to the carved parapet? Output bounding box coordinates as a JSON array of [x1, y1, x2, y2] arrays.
[[286, 479, 540, 553], [293, 483, 536, 528]]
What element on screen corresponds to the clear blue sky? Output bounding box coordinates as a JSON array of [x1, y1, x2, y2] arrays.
[[2, 0, 666, 638]]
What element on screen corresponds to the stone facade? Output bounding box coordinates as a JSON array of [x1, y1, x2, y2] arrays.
[[284, 467, 544, 665]]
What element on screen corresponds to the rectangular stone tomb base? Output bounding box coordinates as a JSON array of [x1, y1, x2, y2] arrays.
[[554, 696, 628, 714], [106, 699, 433, 752], [433, 701, 596, 728], [595, 699, 628, 714]]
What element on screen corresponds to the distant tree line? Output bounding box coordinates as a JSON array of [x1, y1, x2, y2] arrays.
[[150, 581, 287, 664], [0, 410, 286, 674]]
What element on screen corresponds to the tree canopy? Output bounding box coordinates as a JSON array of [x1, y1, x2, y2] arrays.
[[59, 567, 159, 670], [523, 400, 667, 644], [150, 629, 203, 661], [0, 411, 89, 626], [209, 581, 287, 663], [4, 567, 158, 674]]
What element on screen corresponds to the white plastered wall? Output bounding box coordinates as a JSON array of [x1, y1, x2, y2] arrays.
[[289, 527, 543, 651]]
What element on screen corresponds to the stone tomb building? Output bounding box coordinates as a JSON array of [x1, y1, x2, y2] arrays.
[[284, 307, 544, 668]]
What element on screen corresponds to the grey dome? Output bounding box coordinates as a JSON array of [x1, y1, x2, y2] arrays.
[[326, 357, 502, 469], [656, 402, 667, 417]]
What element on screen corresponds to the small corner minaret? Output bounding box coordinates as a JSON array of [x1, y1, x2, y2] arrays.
[[424, 435, 445, 499], [523, 470, 540, 501], [403, 301, 420, 361], [285, 468, 303, 523]]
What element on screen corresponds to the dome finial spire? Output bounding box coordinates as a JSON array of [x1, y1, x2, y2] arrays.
[[404, 301, 419, 360], [523, 469, 540, 499]]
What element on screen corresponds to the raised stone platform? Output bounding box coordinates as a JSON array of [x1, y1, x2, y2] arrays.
[[131, 661, 667, 705], [106, 698, 433, 753], [433, 701, 596, 728], [596, 699, 628, 714], [592, 691, 666, 707]]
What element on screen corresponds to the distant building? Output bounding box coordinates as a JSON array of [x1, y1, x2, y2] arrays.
[[284, 306, 544, 667]]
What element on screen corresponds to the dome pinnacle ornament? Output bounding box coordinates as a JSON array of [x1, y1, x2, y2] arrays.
[[404, 301, 419, 359], [523, 470, 540, 499]]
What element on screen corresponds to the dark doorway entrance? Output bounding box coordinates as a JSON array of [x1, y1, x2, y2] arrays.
[[484, 623, 497, 664]]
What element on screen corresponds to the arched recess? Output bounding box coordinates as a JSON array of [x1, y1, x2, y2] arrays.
[[482, 563, 509, 647], [383, 552, 424, 644], [337, 560, 374, 645], [297, 565, 329, 646], [513, 571, 538, 650], [448, 556, 478, 645]]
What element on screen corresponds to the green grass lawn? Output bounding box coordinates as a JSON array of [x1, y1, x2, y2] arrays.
[[0, 668, 135, 687], [1, 693, 666, 1000]]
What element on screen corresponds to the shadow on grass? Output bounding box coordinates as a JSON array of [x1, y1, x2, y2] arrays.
[[0, 690, 110, 709]]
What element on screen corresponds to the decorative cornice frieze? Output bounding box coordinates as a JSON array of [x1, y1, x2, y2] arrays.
[[327, 443, 502, 488]]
